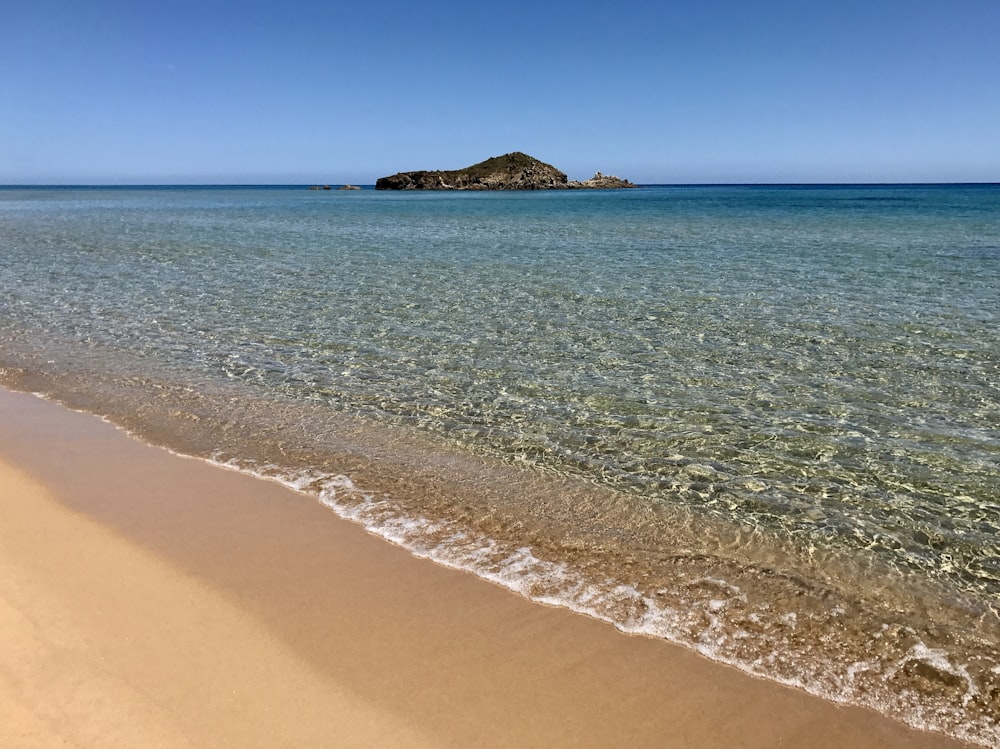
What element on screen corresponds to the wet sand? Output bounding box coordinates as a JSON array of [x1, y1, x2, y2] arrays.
[[0, 387, 971, 748]]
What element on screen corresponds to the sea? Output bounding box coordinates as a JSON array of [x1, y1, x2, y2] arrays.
[[1, 183, 998, 744]]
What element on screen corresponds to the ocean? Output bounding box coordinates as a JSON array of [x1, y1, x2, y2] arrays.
[[1, 184, 998, 744]]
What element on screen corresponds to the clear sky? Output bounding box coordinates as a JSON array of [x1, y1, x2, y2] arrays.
[[2, 0, 998, 184]]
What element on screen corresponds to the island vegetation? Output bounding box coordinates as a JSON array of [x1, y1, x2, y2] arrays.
[[375, 152, 635, 190]]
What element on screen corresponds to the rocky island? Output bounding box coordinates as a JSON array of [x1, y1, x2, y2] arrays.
[[375, 152, 635, 190], [308, 184, 362, 190]]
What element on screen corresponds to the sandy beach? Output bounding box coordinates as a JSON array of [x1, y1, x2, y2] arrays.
[[0, 386, 971, 748]]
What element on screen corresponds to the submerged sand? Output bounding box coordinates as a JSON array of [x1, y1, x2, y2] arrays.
[[0, 387, 971, 748]]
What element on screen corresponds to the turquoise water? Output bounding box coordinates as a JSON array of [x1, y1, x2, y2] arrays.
[[2, 184, 999, 743]]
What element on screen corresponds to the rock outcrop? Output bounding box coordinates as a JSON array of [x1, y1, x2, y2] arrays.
[[310, 184, 362, 191], [375, 152, 634, 190], [567, 171, 635, 189]]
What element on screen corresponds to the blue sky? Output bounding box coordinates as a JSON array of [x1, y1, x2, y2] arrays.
[[2, 0, 998, 184]]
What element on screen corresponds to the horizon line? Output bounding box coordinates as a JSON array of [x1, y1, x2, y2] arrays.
[[3, 181, 999, 189]]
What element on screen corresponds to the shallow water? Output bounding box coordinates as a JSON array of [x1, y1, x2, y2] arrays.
[[2, 184, 999, 744]]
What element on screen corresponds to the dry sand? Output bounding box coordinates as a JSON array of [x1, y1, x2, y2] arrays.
[[0, 387, 970, 748]]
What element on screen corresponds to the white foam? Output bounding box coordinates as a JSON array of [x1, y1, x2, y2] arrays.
[[7, 387, 994, 748], [900, 643, 979, 707], [195, 452, 997, 747], [846, 661, 873, 683]]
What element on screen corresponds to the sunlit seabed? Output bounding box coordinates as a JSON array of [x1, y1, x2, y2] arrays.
[[1, 184, 998, 744]]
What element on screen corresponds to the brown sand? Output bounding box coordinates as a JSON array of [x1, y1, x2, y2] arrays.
[[0, 387, 970, 748]]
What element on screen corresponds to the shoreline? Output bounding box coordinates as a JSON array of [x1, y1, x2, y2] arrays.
[[0, 386, 973, 748]]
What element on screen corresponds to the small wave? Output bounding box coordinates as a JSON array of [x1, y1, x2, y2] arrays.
[[7, 383, 997, 747], [207, 453, 998, 748]]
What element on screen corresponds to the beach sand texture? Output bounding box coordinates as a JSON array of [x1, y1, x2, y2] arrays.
[[0, 387, 971, 748]]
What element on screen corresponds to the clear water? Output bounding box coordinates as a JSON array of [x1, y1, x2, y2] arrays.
[[2, 184, 999, 744]]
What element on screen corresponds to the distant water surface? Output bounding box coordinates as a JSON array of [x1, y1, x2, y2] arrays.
[[1, 184, 998, 744]]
